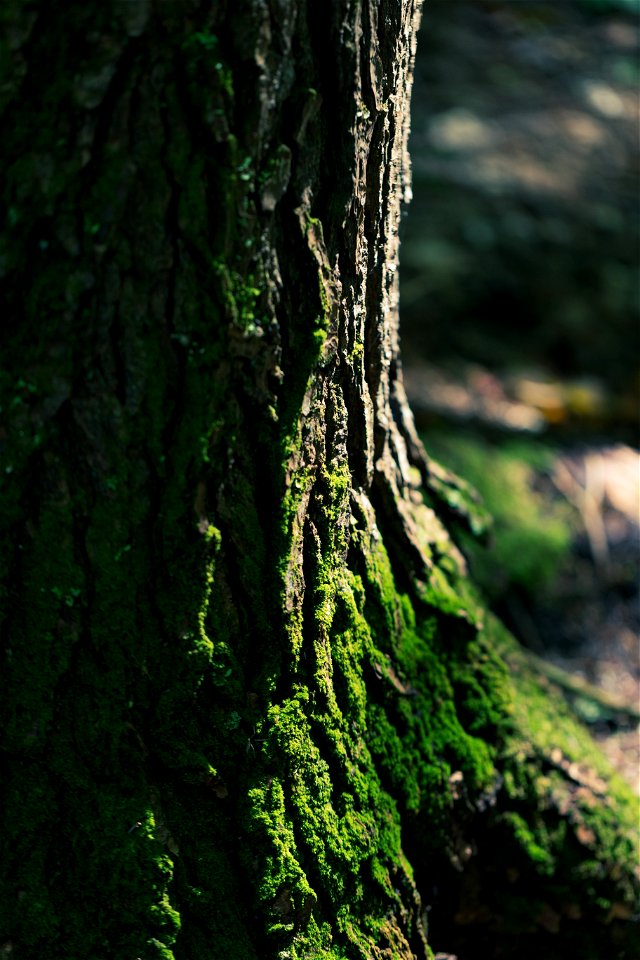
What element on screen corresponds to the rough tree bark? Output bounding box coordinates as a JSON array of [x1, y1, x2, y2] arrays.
[[0, 2, 637, 959]]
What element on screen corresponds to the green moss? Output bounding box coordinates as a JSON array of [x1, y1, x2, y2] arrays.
[[246, 429, 510, 954], [249, 416, 638, 955], [424, 432, 573, 602], [2, 7, 638, 958]]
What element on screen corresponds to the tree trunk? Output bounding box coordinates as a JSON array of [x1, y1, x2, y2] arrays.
[[0, 2, 637, 959]]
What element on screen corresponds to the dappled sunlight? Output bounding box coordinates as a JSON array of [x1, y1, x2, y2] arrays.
[[400, 0, 639, 795], [401, 0, 638, 405]]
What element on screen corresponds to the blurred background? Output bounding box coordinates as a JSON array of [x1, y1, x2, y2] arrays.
[[400, 0, 639, 787]]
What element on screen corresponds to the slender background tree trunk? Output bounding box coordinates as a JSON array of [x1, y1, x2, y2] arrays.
[[1, 3, 637, 959]]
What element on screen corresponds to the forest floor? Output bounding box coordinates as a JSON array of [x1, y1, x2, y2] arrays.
[[409, 370, 639, 792], [401, 0, 639, 792]]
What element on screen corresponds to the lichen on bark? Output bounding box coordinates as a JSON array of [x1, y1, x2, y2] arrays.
[[0, 2, 637, 960]]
